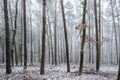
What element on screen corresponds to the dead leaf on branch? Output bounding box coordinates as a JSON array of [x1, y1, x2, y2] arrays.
[[80, 35, 110, 45], [75, 24, 93, 32], [81, 35, 96, 43]]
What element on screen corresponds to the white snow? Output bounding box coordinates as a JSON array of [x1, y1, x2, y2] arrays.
[[0, 64, 118, 80]]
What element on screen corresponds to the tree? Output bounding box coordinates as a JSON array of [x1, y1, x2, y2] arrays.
[[117, 2, 120, 80], [110, 0, 119, 64], [54, 0, 57, 65], [40, 0, 46, 75], [9, 0, 14, 67], [11, 0, 19, 66], [47, 12, 54, 64], [38, 2, 41, 63], [61, 0, 70, 72], [88, 0, 91, 64], [0, 36, 5, 63], [78, 0, 87, 75], [23, 0, 27, 69], [118, 58, 120, 80], [3, 0, 11, 74], [19, 0, 23, 66], [28, 0, 33, 65], [98, 0, 101, 67], [94, 0, 100, 72]]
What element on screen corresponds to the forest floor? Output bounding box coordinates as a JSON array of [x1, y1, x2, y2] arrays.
[[0, 64, 118, 80]]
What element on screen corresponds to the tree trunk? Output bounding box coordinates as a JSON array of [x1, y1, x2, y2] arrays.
[[110, 0, 119, 64], [78, 0, 87, 75], [47, 13, 54, 64], [38, 30, 41, 63], [0, 37, 4, 63], [88, 0, 91, 64], [23, 0, 27, 69], [3, 0, 11, 74], [2, 40, 5, 63], [98, 0, 101, 66], [40, 0, 46, 75], [94, 0, 100, 72], [117, 3, 120, 80], [15, 41, 18, 65], [117, 55, 120, 80], [20, 0, 23, 65], [0, 37, 5, 63], [9, 0, 14, 67], [54, 0, 57, 66], [11, 0, 19, 66], [29, 0, 33, 65], [61, 0, 70, 72]]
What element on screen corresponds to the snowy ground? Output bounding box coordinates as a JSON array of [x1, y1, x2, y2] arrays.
[[0, 64, 118, 80]]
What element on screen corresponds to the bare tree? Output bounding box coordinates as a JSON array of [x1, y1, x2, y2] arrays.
[[47, 12, 54, 64], [3, 0, 11, 74], [40, 0, 46, 75], [61, 0, 70, 72], [28, 0, 33, 65], [9, 0, 14, 67], [94, 0, 100, 72], [110, 0, 119, 64], [23, 0, 27, 69], [98, 0, 101, 66], [118, 57, 120, 80], [79, 0, 87, 75], [19, 0, 23, 66], [88, 0, 91, 63], [11, 0, 19, 66], [54, 0, 57, 65]]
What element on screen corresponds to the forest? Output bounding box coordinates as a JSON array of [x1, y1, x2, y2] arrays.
[[0, 0, 120, 80]]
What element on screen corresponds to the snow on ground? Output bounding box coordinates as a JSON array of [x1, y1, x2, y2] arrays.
[[100, 65, 118, 72], [0, 64, 118, 80]]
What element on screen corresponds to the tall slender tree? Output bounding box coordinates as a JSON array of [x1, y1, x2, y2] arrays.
[[98, 0, 101, 66], [38, 2, 41, 63], [61, 0, 70, 72], [110, 0, 119, 64], [3, 0, 11, 74], [0, 36, 5, 63], [23, 0, 27, 69], [88, 0, 91, 63], [20, 0, 23, 66], [47, 12, 54, 64], [9, 0, 14, 67], [28, 0, 33, 65], [117, 1, 120, 78], [94, 0, 100, 72], [54, 0, 57, 65], [11, 0, 19, 66], [40, 0, 46, 75], [117, 3, 120, 80], [1, 37, 5, 63], [118, 56, 120, 80], [78, 0, 87, 75]]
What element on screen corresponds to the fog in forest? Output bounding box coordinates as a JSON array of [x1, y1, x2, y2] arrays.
[[0, 0, 120, 80]]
